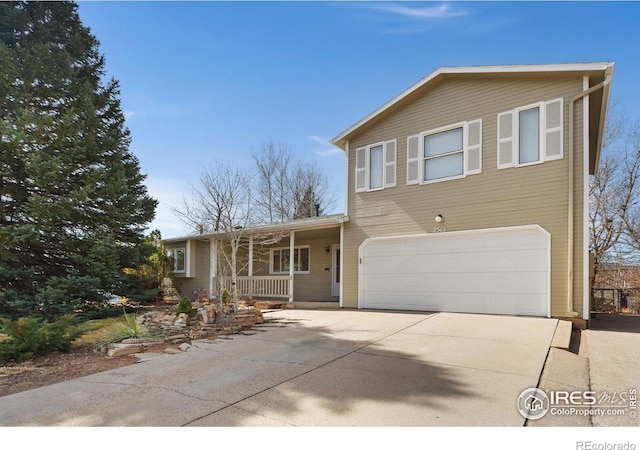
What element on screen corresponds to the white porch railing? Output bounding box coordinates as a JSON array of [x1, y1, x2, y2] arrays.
[[218, 276, 291, 299]]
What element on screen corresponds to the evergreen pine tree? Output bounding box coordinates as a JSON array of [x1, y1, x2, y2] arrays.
[[0, 2, 157, 320]]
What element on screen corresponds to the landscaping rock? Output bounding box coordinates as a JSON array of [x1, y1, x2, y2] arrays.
[[166, 333, 188, 343], [174, 313, 189, 328], [105, 304, 267, 358], [254, 301, 287, 310], [178, 343, 192, 352], [160, 278, 181, 304], [199, 306, 216, 324], [106, 343, 145, 357]]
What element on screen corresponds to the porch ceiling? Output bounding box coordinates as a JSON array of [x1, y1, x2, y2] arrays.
[[293, 227, 340, 241]]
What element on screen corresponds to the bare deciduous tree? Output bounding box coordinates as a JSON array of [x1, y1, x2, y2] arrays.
[[171, 163, 288, 311], [291, 160, 336, 219], [589, 105, 640, 289], [171, 163, 254, 310], [253, 141, 292, 223], [253, 140, 336, 222]]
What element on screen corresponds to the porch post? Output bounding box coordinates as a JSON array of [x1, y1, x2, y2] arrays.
[[248, 235, 254, 297], [248, 235, 254, 276], [289, 230, 295, 303], [209, 239, 217, 301]]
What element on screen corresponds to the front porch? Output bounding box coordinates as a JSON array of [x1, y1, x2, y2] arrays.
[[217, 275, 291, 299], [208, 215, 346, 304]]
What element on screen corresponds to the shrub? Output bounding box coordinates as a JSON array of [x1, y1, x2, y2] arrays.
[[80, 303, 138, 321], [221, 289, 230, 306], [0, 315, 84, 363], [177, 296, 195, 316]]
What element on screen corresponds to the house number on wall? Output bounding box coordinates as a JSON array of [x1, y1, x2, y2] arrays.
[[432, 227, 447, 233]]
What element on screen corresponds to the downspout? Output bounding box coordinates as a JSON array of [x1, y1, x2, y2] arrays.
[[567, 72, 612, 316]]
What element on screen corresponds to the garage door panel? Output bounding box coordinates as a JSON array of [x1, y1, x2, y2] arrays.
[[359, 226, 550, 317], [364, 270, 548, 296]]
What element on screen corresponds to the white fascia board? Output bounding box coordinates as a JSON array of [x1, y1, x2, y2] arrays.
[[162, 214, 349, 244], [331, 62, 614, 149]]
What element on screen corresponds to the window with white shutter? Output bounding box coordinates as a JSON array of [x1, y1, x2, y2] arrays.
[[498, 97, 564, 169], [497, 111, 515, 169], [356, 141, 397, 192], [544, 98, 563, 161], [466, 119, 482, 175], [406, 135, 420, 185], [406, 119, 483, 186], [384, 140, 397, 188], [423, 125, 464, 183], [518, 106, 541, 165], [355, 147, 366, 193], [369, 144, 384, 190]]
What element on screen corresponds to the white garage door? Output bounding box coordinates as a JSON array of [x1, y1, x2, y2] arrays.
[[359, 225, 550, 317]]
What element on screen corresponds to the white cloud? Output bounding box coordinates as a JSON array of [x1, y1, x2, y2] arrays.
[[371, 3, 469, 20], [317, 147, 343, 157], [124, 111, 136, 120], [307, 135, 329, 146], [307, 135, 343, 157]]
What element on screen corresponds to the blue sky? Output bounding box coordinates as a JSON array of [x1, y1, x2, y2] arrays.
[[76, 1, 640, 239]]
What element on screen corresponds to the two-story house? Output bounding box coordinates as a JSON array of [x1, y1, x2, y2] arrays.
[[163, 62, 613, 326]]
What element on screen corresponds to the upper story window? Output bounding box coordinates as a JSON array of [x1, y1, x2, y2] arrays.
[[407, 119, 482, 185], [355, 140, 396, 193], [518, 107, 540, 164], [498, 98, 563, 169], [167, 248, 186, 273], [270, 246, 310, 274], [424, 126, 464, 182]]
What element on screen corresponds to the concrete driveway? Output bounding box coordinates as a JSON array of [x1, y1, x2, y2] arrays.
[[0, 309, 563, 426]]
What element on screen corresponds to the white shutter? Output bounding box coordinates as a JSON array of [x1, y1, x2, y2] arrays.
[[544, 98, 563, 161], [465, 119, 482, 175], [355, 147, 367, 192], [406, 135, 420, 185], [384, 140, 396, 188], [497, 111, 515, 169]]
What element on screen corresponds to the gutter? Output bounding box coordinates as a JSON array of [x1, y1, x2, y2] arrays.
[[567, 70, 613, 316], [161, 214, 350, 244]]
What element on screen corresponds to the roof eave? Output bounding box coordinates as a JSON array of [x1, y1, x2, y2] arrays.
[[331, 62, 615, 149], [161, 214, 349, 244], [591, 63, 615, 174]]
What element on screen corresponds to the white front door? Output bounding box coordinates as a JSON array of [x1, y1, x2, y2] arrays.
[[332, 244, 340, 297]]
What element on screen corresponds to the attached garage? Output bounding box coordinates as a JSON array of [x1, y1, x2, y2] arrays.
[[358, 225, 550, 317]]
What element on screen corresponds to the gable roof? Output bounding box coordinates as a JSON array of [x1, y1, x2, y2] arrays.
[[330, 62, 614, 172]]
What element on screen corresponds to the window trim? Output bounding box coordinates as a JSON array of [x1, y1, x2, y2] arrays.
[[269, 245, 311, 275], [367, 142, 385, 192], [167, 247, 186, 273], [498, 97, 564, 170], [514, 101, 544, 168], [355, 139, 397, 193], [420, 121, 467, 185]]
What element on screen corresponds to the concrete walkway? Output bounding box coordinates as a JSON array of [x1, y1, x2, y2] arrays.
[[0, 310, 563, 426], [585, 314, 640, 427], [529, 313, 640, 427]]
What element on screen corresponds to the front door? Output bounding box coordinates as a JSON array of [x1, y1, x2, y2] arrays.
[[331, 244, 340, 297]]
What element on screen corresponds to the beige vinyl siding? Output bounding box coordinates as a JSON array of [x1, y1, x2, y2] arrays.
[[166, 239, 211, 299], [250, 236, 339, 302], [342, 76, 586, 318]]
